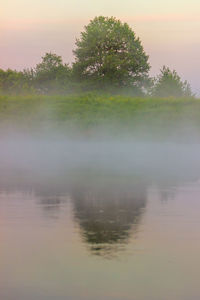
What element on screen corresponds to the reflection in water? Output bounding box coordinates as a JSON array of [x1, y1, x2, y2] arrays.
[[1, 140, 200, 259], [71, 180, 147, 257], [32, 173, 148, 257], [2, 140, 200, 299], [39, 196, 63, 219]]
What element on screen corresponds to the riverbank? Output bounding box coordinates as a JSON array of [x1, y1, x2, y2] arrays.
[[0, 94, 199, 141]]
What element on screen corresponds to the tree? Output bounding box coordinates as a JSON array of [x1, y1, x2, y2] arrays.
[[0, 69, 31, 94], [152, 66, 193, 97], [73, 16, 150, 90], [34, 52, 72, 93]]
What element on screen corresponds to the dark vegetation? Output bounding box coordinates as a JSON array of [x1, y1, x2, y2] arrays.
[[0, 16, 194, 98]]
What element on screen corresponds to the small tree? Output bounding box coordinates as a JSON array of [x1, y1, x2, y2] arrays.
[[73, 16, 150, 91], [152, 66, 193, 97], [34, 52, 72, 93]]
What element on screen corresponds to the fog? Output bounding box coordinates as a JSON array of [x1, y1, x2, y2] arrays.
[[1, 130, 200, 259], [1, 130, 200, 195], [2, 128, 200, 297]]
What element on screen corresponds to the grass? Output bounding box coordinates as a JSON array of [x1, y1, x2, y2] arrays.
[[0, 93, 199, 140]]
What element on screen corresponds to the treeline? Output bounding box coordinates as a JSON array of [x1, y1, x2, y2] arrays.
[[0, 16, 194, 97]]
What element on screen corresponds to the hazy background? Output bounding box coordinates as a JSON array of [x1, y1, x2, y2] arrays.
[[1, 0, 200, 94]]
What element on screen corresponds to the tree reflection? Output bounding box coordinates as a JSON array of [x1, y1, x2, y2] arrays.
[[1, 140, 200, 258], [70, 177, 147, 258]]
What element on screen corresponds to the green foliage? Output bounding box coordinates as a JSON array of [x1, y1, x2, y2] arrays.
[[152, 66, 193, 98], [35, 52, 63, 74], [73, 16, 150, 91], [34, 52, 72, 94], [0, 94, 199, 141], [0, 69, 32, 95], [0, 17, 194, 97]]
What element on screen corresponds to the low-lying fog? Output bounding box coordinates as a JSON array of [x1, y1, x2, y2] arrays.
[[2, 131, 200, 300], [1, 131, 200, 193]]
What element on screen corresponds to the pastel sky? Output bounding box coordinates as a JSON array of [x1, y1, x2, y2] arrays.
[[1, 0, 200, 93]]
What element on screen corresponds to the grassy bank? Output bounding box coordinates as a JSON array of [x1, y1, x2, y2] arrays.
[[0, 94, 199, 140]]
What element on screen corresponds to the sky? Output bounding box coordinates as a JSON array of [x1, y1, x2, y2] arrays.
[[1, 0, 200, 93]]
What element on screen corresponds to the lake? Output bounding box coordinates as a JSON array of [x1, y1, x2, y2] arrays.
[[1, 137, 200, 300]]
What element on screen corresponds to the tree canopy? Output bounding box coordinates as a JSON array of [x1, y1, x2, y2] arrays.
[[0, 69, 31, 94], [73, 16, 150, 90], [152, 66, 193, 98], [0, 17, 194, 97], [34, 53, 72, 93]]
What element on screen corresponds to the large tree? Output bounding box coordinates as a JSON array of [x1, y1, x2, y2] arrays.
[[73, 16, 150, 90]]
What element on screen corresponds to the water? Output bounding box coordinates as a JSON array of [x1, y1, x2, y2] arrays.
[[1, 138, 200, 300]]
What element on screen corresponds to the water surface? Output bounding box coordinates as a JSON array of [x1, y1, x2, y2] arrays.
[[1, 138, 200, 300]]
